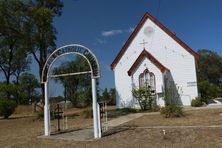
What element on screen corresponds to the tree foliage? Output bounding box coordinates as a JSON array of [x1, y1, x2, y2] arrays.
[[19, 72, 40, 104], [0, 0, 63, 102], [99, 88, 116, 105], [0, 0, 30, 84], [0, 0, 64, 116], [0, 72, 40, 105], [197, 49, 222, 100], [0, 98, 17, 119], [23, 0, 63, 99], [24, 0, 63, 75], [0, 82, 19, 99], [53, 56, 92, 107], [197, 49, 222, 85]]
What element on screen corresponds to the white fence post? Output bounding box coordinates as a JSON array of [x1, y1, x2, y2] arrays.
[[44, 82, 50, 136], [92, 78, 101, 138]]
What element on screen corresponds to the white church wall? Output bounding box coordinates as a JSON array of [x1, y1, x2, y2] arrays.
[[114, 29, 146, 108], [114, 17, 198, 108], [114, 66, 134, 108], [142, 19, 198, 106]]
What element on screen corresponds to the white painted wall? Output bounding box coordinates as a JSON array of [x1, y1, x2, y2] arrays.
[[114, 18, 198, 108]]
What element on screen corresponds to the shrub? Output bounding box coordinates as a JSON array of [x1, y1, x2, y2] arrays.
[[160, 105, 184, 118], [0, 98, 17, 119], [191, 98, 202, 107], [132, 85, 156, 111]]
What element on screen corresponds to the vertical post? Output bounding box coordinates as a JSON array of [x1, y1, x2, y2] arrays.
[[44, 82, 50, 136], [92, 78, 101, 138], [105, 102, 108, 131], [57, 104, 61, 131], [97, 102, 101, 137]]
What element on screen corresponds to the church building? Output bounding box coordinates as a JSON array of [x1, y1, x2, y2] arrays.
[[111, 12, 199, 108]]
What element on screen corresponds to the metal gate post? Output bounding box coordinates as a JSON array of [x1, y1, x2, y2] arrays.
[[44, 82, 50, 136], [92, 78, 101, 138]]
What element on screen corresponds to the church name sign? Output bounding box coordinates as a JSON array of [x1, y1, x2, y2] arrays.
[[42, 45, 100, 82], [187, 81, 197, 87]]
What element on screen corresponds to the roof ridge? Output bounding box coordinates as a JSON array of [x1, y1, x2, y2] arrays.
[[111, 12, 199, 70]]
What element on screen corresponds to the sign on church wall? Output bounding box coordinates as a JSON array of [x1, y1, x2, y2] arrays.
[[187, 81, 197, 87]]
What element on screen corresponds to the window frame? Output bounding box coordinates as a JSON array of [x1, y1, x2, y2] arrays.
[[138, 69, 156, 94]]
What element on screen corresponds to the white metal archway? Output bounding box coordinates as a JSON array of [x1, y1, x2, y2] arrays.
[[41, 44, 101, 138]]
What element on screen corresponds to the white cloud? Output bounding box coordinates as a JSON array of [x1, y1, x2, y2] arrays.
[[101, 27, 135, 37], [101, 29, 123, 37]]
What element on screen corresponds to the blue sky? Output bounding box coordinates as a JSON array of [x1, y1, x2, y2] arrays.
[[49, 0, 222, 91], [1, 0, 219, 96]]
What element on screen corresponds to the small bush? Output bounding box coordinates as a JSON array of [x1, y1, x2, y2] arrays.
[[191, 98, 202, 107], [132, 85, 156, 111], [0, 98, 17, 119], [80, 108, 92, 118], [160, 105, 184, 118]]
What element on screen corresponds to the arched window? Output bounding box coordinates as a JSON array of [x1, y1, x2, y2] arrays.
[[144, 69, 150, 86], [139, 69, 156, 94], [150, 73, 155, 93], [139, 73, 144, 87]]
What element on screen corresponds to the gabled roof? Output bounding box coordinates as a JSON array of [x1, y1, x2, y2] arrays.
[[128, 49, 169, 76], [111, 12, 199, 70]]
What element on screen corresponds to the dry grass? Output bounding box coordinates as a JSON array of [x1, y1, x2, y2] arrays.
[[1, 107, 222, 147], [14, 105, 34, 115], [123, 108, 222, 127]]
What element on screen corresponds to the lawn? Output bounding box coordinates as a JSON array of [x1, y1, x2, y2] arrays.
[[123, 108, 222, 127], [1, 107, 222, 147]]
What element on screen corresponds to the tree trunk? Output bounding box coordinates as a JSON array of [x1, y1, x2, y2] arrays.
[[39, 62, 45, 104], [38, 43, 47, 104], [5, 75, 11, 99]]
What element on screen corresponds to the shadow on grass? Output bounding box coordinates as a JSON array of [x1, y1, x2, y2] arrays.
[[107, 108, 137, 118], [50, 127, 84, 135], [102, 126, 134, 137], [0, 115, 35, 120]]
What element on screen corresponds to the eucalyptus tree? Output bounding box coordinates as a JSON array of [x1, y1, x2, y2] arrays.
[[24, 0, 63, 98], [0, 0, 29, 84]]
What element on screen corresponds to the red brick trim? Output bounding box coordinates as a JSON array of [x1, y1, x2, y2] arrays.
[[127, 49, 169, 76], [111, 12, 199, 70]]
